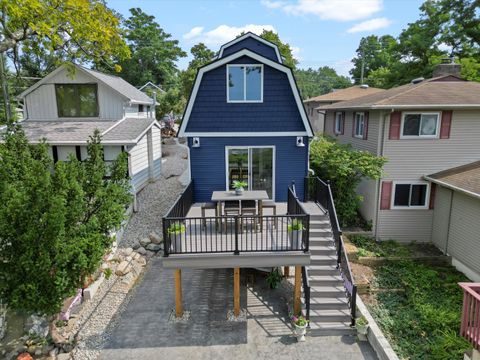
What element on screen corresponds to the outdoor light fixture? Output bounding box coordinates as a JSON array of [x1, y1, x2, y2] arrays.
[[296, 137, 305, 147], [192, 137, 200, 148]]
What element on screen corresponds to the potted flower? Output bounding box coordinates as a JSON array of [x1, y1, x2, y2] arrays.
[[167, 222, 186, 252], [292, 314, 309, 342], [232, 180, 247, 195], [355, 315, 369, 341], [265, 268, 283, 289], [288, 219, 305, 249]]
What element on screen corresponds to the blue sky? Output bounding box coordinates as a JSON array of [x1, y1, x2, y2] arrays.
[[108, 0, 425, 78]]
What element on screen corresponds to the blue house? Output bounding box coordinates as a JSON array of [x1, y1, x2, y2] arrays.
[[178, 32, 313, 202]]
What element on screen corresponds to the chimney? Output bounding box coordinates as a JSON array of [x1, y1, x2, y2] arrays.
[[432, 58, 461, 78]]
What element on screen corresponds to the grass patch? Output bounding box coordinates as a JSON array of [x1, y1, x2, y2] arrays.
[[349, 234, 413, 258], [367, 260, 470, 360]]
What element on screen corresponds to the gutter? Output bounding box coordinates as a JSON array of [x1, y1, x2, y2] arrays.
[[423, 176, 480, 201], [320, 104, 480, 111]]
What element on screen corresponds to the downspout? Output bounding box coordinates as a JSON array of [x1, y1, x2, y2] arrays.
[[444, 188, 454, 254], [374, 110, 388, 240]]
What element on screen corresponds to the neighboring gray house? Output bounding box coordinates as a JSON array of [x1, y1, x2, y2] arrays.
[[303, 85, 384, 133], [14, 63, 162, 206], [320, 63, 480, 280]]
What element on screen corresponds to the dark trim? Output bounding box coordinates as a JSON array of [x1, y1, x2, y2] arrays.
[[75, 146, 82, 161], [52, 146, 58, 163], [55, 83, 99, 118], [138, 104, 144, 113]]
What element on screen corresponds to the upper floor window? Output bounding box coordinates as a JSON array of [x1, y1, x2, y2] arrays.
[[392, 182, 429, 209], [55, 84, 98, 117], [353, 112, 365, 138], [227, 65, 263, 103], [401, 113, 439, 138], [334, 112, 344, 135]]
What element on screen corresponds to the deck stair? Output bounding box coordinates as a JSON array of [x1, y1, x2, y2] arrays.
[[302, 206, 355, 336]]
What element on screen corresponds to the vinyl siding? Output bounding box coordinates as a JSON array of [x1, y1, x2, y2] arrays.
[[186, 55, 305, 133], [377, 210, 433, 242], [25, 68, 124, 121], [304, 101, 325, 134], [356, 179, 377, 224], [323, 110, 380, 154], [431, 186, 452, 252], [221, 37, 279, 62], [130, 135, 150, 191], [151, 125, 162, 178], [189, 136, 308, 202], [447, 192, 480, 275]]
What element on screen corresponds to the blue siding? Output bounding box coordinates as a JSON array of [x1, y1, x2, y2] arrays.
[[221, 37, 279, 62], [189, 137, 308, 202], [186, 56, 305, 133]]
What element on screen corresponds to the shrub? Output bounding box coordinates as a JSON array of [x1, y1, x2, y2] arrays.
[[0, 126, 132, 315], [309, 136, 386, 227]]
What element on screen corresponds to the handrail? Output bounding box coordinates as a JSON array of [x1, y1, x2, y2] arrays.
[[459, 282, 480, 350], [301, 266, 311, 323], [305, 176, 357, 325]]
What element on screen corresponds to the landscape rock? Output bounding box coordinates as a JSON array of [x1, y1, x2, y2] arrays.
[[139, 237, 151, 247], [126, 256, 132, 262], [57, 353, 71, 360], [122, 247, 133, 257], [48, 348, 59, 358], [149, 232, 162, 244], [25, 315, 49, 338], [137, 246, 147, 255], [136, 256, 147, 266], [115, 261, 131, 276], [146, 243, 161, 252], [50, 326, 67, 345], [132, 241, 141, 250]]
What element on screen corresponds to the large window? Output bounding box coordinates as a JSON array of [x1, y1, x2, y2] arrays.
[[393, 182, 429, 209], [334, 112, 344, 134], [55, 84, 99, 117], [354, 112, 365, 138], [401, 113, 439, 138], [227, 65, 263, 102]]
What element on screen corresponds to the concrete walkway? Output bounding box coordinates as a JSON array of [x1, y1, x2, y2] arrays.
[[98, 258, 378, 360]]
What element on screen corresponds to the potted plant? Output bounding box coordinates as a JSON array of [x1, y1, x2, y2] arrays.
[[232, 180, 247, 195], [167, 222, 186, 252], [265, 268, 283, 289], [288, 219, 305, 249], [292, 314, 309, 342], [355, 315, 369, 341]]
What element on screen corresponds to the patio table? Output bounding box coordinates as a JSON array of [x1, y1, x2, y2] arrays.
[[211, 190, 269, 231]]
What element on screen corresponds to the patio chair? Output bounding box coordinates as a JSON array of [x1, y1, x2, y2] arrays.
[[223, 200, 240, 233], [200, 202, 217, 229], [240, 200, 257, 231], [262, 200, 277, 227]]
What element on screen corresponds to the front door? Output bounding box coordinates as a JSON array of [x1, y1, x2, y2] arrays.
[[226, 146, 274, 199]]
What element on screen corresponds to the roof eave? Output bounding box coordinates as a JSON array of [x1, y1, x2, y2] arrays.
[[424, 175, 480, 200]]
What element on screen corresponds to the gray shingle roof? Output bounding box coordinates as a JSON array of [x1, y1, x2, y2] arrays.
[[14, 118, 157, 145], [426, 161, 480, 197]]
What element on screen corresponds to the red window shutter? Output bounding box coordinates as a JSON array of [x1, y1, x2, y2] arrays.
[[389, 111, 401, 140], [352, 112, 356, 137], [429, 183, 436, 209], [440, 110, 452, 139], [380, 181, 393, 210], [363, 112, 369, 140], [341, 111, 345, 135]]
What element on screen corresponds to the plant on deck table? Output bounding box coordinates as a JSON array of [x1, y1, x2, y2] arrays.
[[265, 268, 283, 289], [232, 180, 247, 190]]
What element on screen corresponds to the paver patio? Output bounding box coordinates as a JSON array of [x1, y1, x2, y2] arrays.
[[98, 258, 378, 360]]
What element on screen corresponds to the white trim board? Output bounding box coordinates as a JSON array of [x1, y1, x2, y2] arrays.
[[217, 32, 282, 63], [400, 111, 440, 139], [178, 48, 313, 137], [226, 64, 264, 103], [390, 180, 431, 210]]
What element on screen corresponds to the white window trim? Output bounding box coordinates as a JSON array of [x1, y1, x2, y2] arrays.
[[354, 112, 365, 138], [334, 112, 343, 135], [225, 145, 275, 200], [400, 112, 441, 139], [226, 64, 264, 103], [391, 181, 430, 210]]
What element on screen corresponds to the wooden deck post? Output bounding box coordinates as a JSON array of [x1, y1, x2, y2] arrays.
[[174, 269, 183, 317], [234, 267, 240, 317], [294, 266, 301, 315], [284, 266, 290, 277]]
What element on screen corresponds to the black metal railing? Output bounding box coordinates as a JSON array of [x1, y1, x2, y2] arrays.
[[301, 266, 311, 323], [164, 180, 194, 219], [305, 176, 357, 325], [287, 183, 310, 253]]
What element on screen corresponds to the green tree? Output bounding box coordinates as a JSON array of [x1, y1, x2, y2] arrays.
[[180, 43, 216, 100], [0, 127, 132, 314], [295, 66, 351, 99], [259, 30, 298, 69], [113, 8, 186, 87], [309, 136, 386, 226]]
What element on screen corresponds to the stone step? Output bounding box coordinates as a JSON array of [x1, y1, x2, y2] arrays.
[[303, 296, 350, 311], [310, 284, 346, 297], [310, 245, 337, 256], [309, 309, 352, 323], [310, 255, 337, 266], [308, 322, 355, 336], [308, 274, 343, 286], [307, 265, 339, 276]]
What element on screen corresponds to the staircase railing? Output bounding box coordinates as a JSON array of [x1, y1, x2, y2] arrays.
[[301, 266, 311, 322], [459, 283, 480, 350], [305, 176, 357, 326]]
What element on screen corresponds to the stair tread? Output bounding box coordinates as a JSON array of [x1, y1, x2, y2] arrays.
[[309, 322, 353, 329], [309, 275, 343, 281], [305, 297, 349, 305], [309, 308, 350, 316], [310, 255, 337, 260], [309, 245, 336, 250], [310, 284, 345, 292]]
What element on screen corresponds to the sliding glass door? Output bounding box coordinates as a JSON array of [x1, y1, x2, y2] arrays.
[[226, 146, 274, 199]]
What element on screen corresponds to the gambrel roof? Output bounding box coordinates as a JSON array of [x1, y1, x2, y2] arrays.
[[218, 32, 283, 63], [18, 63, 154, 105]]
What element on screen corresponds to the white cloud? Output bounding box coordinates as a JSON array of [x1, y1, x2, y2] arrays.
[[291, 46, 302, 61], [346, 17, 392, 33], [183, 24, 276, 47], [183, 26, 204, 40], [261, 0, 383, 21]]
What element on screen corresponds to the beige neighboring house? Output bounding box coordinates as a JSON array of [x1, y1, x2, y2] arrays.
[[7, 63, 162, 207], [320, 62, 480, 280], [303, 85, 384, 133]]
